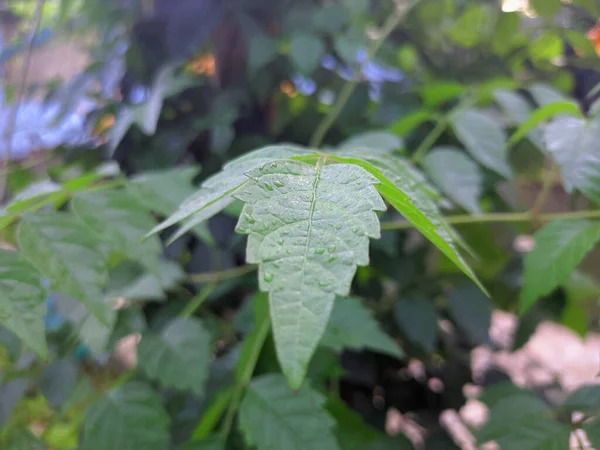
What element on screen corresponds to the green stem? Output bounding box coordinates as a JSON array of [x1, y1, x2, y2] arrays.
[[308, 1, 418, 148], [380, 209, 600, 230], [220, 308, 271, 442], [180, 283, 217, 317], [410, 96, 474, 164], [188, 264, 256, 284], [529, 164, 559, 220]]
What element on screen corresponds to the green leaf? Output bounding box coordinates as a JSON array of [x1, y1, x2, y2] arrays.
[[9, 430, 46, 450], [423, 147, 482, 214], [389, 111, 436, 137], [312, 3, 348, 33], [321, 297, 403, 358], [148, 146, 310, 241], [137, 317, 211, 395], [290, 34, 324, 75], [583, 419, 600, 446], [339, 131, 403, 153], [447, 4, 496, 48], [562, 385, 600, 415], [494, 89, 544, 149], [248, 33, 277, 74], [40, 359, 79, 409], [530, 83, 567, 106], [79, 309, 117, 356], [520, 219, 600, 314], [476, 395, 551, 443], [179, 436, 224, 450], [530, 0, 561, 19], [492, 12, 521, 55], [238, 374, 339, 450], [507, 100, 582, 147], [235, 158, 385, 388], [330, 154, 485, 294], [71, 190, 162, 273], [479, 383, 539, 409], [0, 251, 47, 358], [395, 296, 437, 352], [479, 417, 571, 450], [451, 108, 512, 178], [419, 81, 466, 108], [128, 167, 199, 217], [81, 382, 170, 450], [447, 285, 491, 345], [529, 32, 563, 63], [544, 115, 600, 203], [17, 213, 110, 324]]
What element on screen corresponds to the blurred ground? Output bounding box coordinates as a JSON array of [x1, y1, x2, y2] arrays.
[[386, 311, 600, 449]]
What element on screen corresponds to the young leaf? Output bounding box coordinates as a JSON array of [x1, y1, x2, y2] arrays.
[[544, 115, 600, 203], [330, 155, 485, 294], [234, 158, 385, 388], [451, 108, 512, 178], [71, 190, 162, 274], [81, 382, 170, 450], [395, 296, 438, 352], [320, 297, 403, 358], [148, 146, 311, 241], [494, 89, 545, 149], [137, 317, 211, 395], [507, 100, 582, 147], [423, 147, 483, 214], [520, 219, 600, 313], [0, 251, 48, 358], [238, 374, 339, 450], [17, 213, 111, 324]]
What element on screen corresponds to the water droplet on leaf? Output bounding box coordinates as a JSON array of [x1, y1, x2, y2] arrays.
[[264, 183, 274, 191], [264, 272, 273, 282], [328, 244, 336, 253], [315, 248, 325, 254]]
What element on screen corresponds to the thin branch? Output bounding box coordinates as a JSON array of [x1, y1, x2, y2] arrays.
[[380, 209, 600, 231], [308, 0, 420, 148], [529, 163, 560, 220], [188, 264, 256, 283]]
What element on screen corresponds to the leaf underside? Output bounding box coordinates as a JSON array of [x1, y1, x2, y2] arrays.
[[234, 158, 385, 388]]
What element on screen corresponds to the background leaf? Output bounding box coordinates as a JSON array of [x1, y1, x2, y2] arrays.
[[238, 374, 339, 450], [520, 219, 600, 313], [395, 296, 437, 352], [81, 382, 170, 450], [290, 34, 324, 75], [0, 251, 47, 357], [17, 213, 110, 324], [321, 297, 403, 358], [451, 108, 512, 178], [446, 285, 492, 345], [544, 115, 600, 203], [138, 317, 211, 395], [72, 190, 162, 273], [423, 147, 483, 214]]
